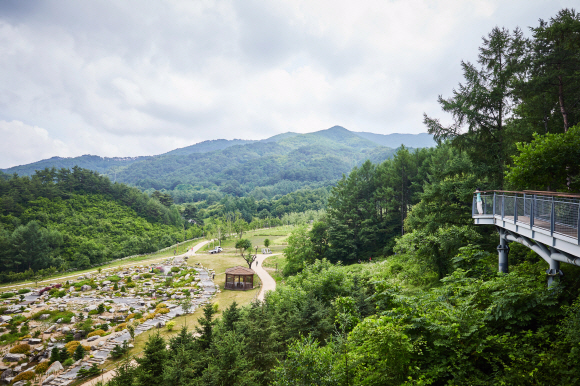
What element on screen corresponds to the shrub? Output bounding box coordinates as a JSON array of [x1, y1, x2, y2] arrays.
[[1, 292, 15, 299], [134, 312, 143, 319], [108, 275, 121, 282], [63, 358, 74, 366], [142, 273, 152, 279], [171, 267, 180, 273], [11, 370, 34, 383], [166, 321, 175, 331], [120, 286, 126, 292], [156, 308, 170, 315], [152, 268, 162, 274], [17, 289, 31, 294], [155, 303, 167, 309], [125, 313, 136, 322], [114, 323, 127, 332], [65, 341, 90, 356], [35, 361, 50, 374], [87, 329, 105, 338], [9, 344, 30, 354], [126, 282, 136, 288]]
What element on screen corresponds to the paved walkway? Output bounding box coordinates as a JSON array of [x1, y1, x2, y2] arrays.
[[0, 240, 211, 291], [253, 254, 278, 301]]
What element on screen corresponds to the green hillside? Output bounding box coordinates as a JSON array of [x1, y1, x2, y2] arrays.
[[0, 167, 191, 281]]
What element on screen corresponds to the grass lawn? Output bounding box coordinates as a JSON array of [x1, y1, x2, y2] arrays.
[[262, 254, 287, 286]]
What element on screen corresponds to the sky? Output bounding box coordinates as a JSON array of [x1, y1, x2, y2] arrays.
[[0, 0, 571, 168]]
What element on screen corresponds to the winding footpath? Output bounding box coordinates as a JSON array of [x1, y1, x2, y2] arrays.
[[253, 254, 278, 301]]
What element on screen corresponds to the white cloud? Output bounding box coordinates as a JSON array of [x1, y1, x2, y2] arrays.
[[0, 0, 572, 168], [0, 120, 71, 167]]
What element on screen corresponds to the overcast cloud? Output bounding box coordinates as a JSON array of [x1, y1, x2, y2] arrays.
[[0, 0, 570, 167]]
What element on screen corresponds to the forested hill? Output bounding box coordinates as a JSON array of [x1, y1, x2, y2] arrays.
[[2, 127, 433, 199], [0, 167, 190, 280]]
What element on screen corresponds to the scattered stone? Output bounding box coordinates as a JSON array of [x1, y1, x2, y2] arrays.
[[0, 315, 12, 323], [27, 338, 42, 345], [46, 361, 63, 375], [87, 336, 99, 342], [42, 374, 55, 384], [70, 316, 76, 324], [2, 353, 25, 362], [81, 285, 92, 292], [39, 313, 51, 320], [0, 368, 13, 382]]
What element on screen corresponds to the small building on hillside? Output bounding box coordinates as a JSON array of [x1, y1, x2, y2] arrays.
[[224, 266, 255, 290]]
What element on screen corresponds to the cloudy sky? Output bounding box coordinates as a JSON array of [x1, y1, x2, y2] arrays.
[[0, 0, 570, 168]]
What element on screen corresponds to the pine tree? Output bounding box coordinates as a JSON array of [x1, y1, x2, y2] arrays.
[[73, 343, 86, 360], [135, 332, 167, 385]]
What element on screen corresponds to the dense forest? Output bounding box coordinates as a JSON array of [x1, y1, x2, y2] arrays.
[[0, 167, 188, 281], [107, 9, 580, 385]]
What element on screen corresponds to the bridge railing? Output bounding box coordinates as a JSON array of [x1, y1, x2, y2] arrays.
[[473, 190, 580, 242]]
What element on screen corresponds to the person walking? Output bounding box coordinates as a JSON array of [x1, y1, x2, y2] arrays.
[[476, 188, 483, 215]]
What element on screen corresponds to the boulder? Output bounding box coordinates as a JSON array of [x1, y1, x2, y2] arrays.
[[0, 315, 12, 323], [70, 316, 76, 324], [13, 381, 26, 386], [69, 286, 75, 292], [84, 305, 97, 312], [87, 336, 99, 342], [2, 353, 25, 362], [27, 338, 42, 345], [73, 333, 82, 340], [39, 313, 51, 320], [46, 361, 63, 375], [42, 374, 55, 385], [44, 325, 56, 334], [61, 327, 70, 334], [56, 318, 63, 324], [81, 285, 92, 292], [0, 368, 14, 383]]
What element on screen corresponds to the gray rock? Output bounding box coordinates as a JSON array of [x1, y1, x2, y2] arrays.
[[61, 327, 70, 334], [81, 285, 92, 292], [0, 315, 12, 323], [56, 318, 63, 323], [0, 368, 14, 382], [70, 316, 76, 324], [73, 333, 82, 340], [69, 286, 75, 292], [42, 374, 55, 384], [46, 360, 63, 375], [13, 381, 25, 386], [45, 325, 56, 333], [39, 313, 51, 320], [87, 335, 99, 342], [2, 353, 25, 362], [27, 338, 42, 345]]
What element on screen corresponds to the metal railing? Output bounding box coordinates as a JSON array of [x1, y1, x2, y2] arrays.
[[473, 190, 580, 241]]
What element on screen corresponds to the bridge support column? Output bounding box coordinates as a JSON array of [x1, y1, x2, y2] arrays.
[[497, 231, 509, 273], [546, 259, 562, 287]]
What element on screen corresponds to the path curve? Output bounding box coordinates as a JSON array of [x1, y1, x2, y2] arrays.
[[0, 239, 211, 291], [253, 254, 277, 301]]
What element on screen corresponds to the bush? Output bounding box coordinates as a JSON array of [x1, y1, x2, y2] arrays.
[[142, 273, 152, 279], [152, 268, 162, 274], [156, 308, 170, 315], [17, 289, 31, 294], [108, 275, 121, 282], [166, 321, 175, 331], [63, 358, 74, 366], [1, 292, 15, 299], [65, 341, 89, 356], [125, 313, 136, 322], [156, 303, 167, 309], [126, 282, 136, 288], [115, 323, 127, 332], [11, 370, 34, 383], [171, 267, 180, 273], [87, 329, 105, 338], [88, 310, 98, 315], [9, 343, 30, 354], [35, 361, 50, 374]]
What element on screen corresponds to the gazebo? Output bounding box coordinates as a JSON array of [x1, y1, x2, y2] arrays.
[[224, 266, 255, 290]]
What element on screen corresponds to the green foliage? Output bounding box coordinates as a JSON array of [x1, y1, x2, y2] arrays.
[[77, 363, 101, 378], [73, 342, 87, 360], [506, 124, 580, 191], [0, 292, 14, 299]]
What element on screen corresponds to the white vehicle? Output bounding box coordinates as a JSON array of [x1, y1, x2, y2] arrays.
[[209, 246, 223, 254]]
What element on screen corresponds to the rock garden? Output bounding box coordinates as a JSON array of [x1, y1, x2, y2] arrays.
[[0, 257, 218, 386]]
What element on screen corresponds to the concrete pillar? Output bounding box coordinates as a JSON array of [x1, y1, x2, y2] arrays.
[[497, 231, 509, 273]]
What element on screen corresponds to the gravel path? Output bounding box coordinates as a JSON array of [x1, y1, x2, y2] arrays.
[[253, 254, 278, 301]]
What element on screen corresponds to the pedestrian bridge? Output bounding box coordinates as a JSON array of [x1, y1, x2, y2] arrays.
[[473, 190, 580, 285]]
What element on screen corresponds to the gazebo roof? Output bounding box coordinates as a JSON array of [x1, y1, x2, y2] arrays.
[[225, 266, 255, 275]]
